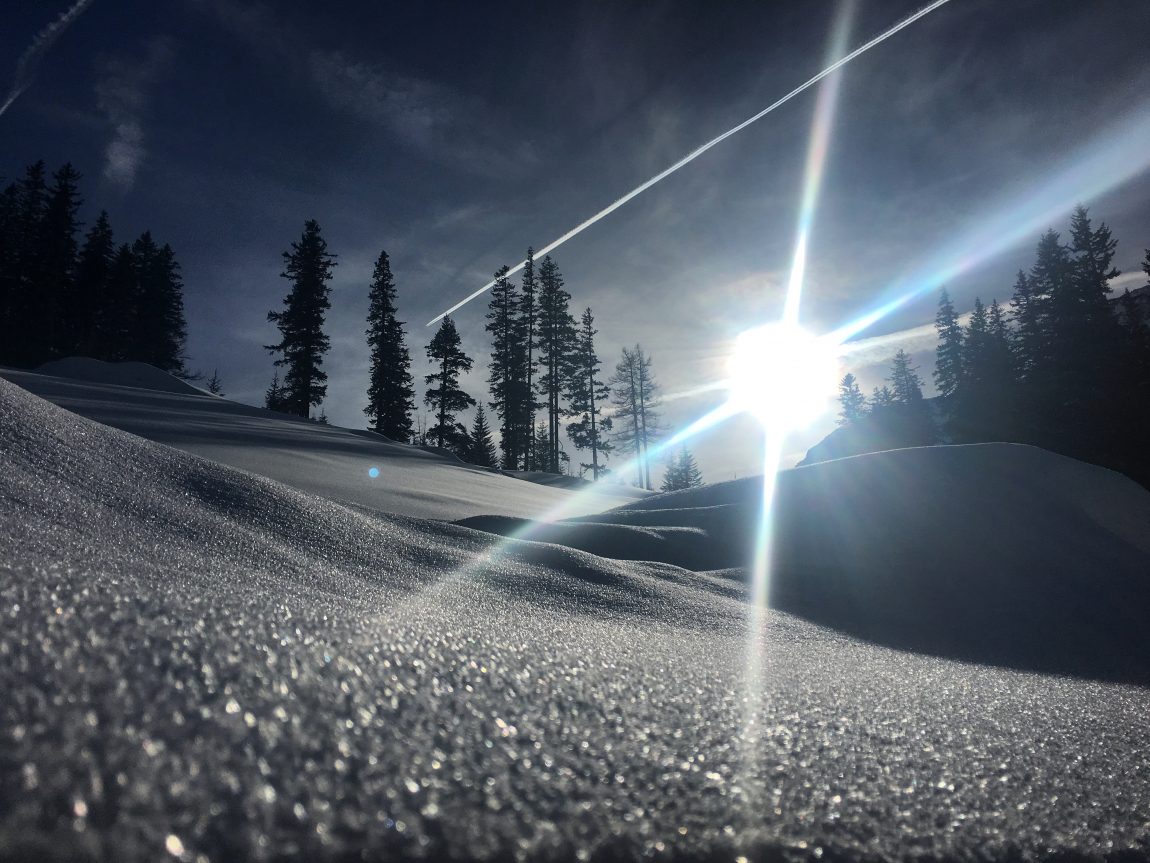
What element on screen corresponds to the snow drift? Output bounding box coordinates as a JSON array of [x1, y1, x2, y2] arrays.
[[3, 375, 1150, 861], [3, 363, 640, 520]]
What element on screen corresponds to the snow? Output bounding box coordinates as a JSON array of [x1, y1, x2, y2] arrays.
[[2, 371, 1150, 861], [3, 362, 642, 521]]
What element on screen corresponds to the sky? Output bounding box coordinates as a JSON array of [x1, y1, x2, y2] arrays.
[[3, 0, 1150, 482]]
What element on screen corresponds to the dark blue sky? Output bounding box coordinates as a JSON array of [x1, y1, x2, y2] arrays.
[[4, 0, 1150, 478]]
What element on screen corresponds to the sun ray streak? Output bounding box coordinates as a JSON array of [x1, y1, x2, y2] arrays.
[[427, 0, 952, 326], [782, 1, 853, 326], [827, 103, 1150, 345]]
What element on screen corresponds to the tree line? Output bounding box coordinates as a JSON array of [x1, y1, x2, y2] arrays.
[[837, 205, 1150, 489], [263, 220, 702, 490], [0, 160, 188, 374]]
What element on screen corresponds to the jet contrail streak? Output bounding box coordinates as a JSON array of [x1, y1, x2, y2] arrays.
[[0, 0, 96, 119], [428, 0, 953, 326]]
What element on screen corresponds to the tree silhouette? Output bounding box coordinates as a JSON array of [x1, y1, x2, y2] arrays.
[[837, 372, 866, 425], [536, 255, 577, 474], [364, 250, 415, 441], [206, 369, 224, 395], [661, 446, 703, 492], [468, 405, 499, 468], [566, 307, 613, 479], [266, 220, 337, 417], [610, 345, 661, 489], [933, 288, 963, 400], [424, 316, 475, 453], [486, 265, 524, 468], [131, 232, 187, 374]]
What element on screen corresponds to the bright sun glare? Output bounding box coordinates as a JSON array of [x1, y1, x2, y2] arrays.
[[727, 322, 840, 431]]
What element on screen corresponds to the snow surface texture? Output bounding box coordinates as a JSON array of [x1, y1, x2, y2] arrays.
[[3, 376, 1150, 861], [2, 364, 643, 520]]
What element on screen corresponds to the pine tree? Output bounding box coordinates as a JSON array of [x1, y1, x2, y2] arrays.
[[424, 316, 475, 453], [565, 307, 613, 479], [264, 371, 287, 411], [661, 446, 703, 492], [836, 372, 866, 425], [4, 161, 48, 366], [0, 181, 20, 363], [32, 163, 82, 361], [364, 250, 415, 441], [933, 288, 963, 399], [609, 344, 662, 489], [206, 369, 224, 395], [66, 210, 114, 357], [468, 405, 499, 468], [870, 385, 895, 411], [130, 232, 187, 373], [485, 264, 524, 468], [536, 255, 577, 473], [884, 349, 934, 445], [266, 220, 337, 417], [518, 248, 539, 469], [1009, 269, 1042, 381], [888, 349, 924, 403], [92, 244, 138, 361]]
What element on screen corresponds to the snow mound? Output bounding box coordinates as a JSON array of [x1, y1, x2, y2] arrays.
[[1, 367, 638, 520], [468, 444, 1150, 681], [4, 378, 1150, 861], [36, 356, 208, 396]]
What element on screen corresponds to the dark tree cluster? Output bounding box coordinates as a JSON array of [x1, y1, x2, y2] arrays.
[[483, 250, 628, 480], [266, 226, 670, 485], [0, 160, 188, 374], [838, 206, 1150, 489]]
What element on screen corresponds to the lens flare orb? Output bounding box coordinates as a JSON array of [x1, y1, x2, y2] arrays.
[[727, 322, 839, 431]]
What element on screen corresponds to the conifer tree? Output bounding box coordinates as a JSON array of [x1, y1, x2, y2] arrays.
[[468, 405, 499, 468], [518, 249, 538, 468], [485, 265, 524, 468], [933, 288, 963, 399], [1009, 269, 1043, 381], [609, 344, 662, 489], [661, 446, 704, 492], [264, 372, 287, 411], [870, 386, 895, 411], [424, 316, 475, 453], [364, 250, 415, 441], [5, 161, 48, 366], [266, 220, 337, 417], [0, 181, 20, 362], [836, 372, 867, 425], [206, 369, 224, 395], [566, 307, 613, 479], [536, 255, 577, 473], [66, 210, 114, 357], [131, 232, 187, 373], [31, 163, 82, 361], [888, 349, 925, 404], [92, 244, 138, 361]]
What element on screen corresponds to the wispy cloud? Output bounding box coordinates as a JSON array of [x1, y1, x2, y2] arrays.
[[0, 0, 96, 119], [94, 37, 174, 190], [193, 0, 536, 178]]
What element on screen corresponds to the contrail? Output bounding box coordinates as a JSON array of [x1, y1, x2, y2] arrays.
[[0, 0, 96, 119], [428, 0, 953, 326]]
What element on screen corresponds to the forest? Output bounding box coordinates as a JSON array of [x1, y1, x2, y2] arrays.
[[837, 205, 1150, 490], [5, 160, 1149, 492]]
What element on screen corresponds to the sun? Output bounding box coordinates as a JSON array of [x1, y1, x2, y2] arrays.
[[727, 322, 840, 431]]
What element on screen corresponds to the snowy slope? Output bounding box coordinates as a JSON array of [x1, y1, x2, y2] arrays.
[[3, 376, 1150, 861], [0, 363, 641, 520]]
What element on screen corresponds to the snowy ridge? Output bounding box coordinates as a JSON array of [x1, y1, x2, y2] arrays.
[[1, 364, 640, 520]]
